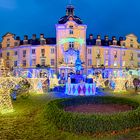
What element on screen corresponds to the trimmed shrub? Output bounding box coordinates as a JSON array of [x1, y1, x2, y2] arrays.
[[45, 96, 140, 133]]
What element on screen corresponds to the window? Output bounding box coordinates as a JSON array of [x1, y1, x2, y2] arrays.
[[114, 50, 117, 58], [138, 62, 140, 67], [105, 60, 108, 66], [41, 49, 45, 57], [32, 49, 36, 54], [14, 42, 18, 47], [23, 50, 26, 57], [14, 51, 18, 55], [41, 59, 45, 66], [40, 39, 46, 45], [113, 40, 117, 45], [96, 40, 101, 46], [0, 53, 2, 58], [130, 44, 133, 48], [105, 50, 109, 55], [122, 51, 125, 56], [23, 40, 28, 45], [131, 53, 134, 60], [32, 59, 36, 66], [114, 61, 117, 67], [7, 38, 10, 47], [122, 61, 125, 67], [22, 60, 26, 67], [6, 61, 10, 68], [7, 52, 10, 56], [51, 48, 55, 54], [7, 44, 10, 47], [69, 29, 73, 34], [138, 53, 140, 58], [69, 42, 74, 48], [88, 59, 92, 66], [41, 49, 45, 53], [123, 42, 125, 47], [88, 49, 92, 54], [51, 59, 55, 66], [14, 61, 17, 67]]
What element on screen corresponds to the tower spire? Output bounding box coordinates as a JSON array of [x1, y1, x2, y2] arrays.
[[69, 0, 72, 5]]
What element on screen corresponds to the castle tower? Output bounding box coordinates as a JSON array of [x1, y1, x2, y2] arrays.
[[56, 5, 87, 75]]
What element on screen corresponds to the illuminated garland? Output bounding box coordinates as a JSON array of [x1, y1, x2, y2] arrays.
[[59, 37, 85, 45]]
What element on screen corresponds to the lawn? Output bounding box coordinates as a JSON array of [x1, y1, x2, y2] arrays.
[[0, 92, 140, 140]]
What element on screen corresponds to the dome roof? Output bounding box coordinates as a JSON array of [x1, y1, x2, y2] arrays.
[[58, 5, 83, 24]]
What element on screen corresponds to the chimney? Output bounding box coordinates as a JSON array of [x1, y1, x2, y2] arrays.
[[40, 34, 44, 39], [104, 35, 109, 41], [112, 36, 116, 40], [119, 37, 123, 41], [89, 34, 93, 40], [32, 34, 36, 40], [24, 35, 28, 40], [97, 35, 101, 39], [16, 36, 20, 40]]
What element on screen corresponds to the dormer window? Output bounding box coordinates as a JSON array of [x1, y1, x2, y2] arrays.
[[130, 44, 133, 48], [6, 38, 10, 47]]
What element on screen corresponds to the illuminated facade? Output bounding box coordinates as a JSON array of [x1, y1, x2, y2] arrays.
[[0, 5, 140, 76]]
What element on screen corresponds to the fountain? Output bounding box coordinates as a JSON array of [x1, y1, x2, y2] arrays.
[[65, 50, 96, 96]]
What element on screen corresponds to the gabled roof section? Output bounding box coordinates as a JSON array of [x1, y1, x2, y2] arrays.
[[126, 34, 138, 39], [2, 32, 15, 38]]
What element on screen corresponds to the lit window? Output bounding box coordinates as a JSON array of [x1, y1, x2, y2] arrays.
[[41, 49, 45, 57], [114, 61, 117, 67], [122, 51, 125, 56], [105, 50, 109, 55], [32, 59, 36, 66], [51, 59, 55, 66], [41, 59, 45, 66], [122, 61, 125, 67], [105, 60, 108, 66], [22, 60, 26, 67], [96, 40, 101, 46], [97, 59, 100, 67]]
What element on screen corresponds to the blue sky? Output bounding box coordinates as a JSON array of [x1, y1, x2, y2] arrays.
[[0, 0, 140, 40]]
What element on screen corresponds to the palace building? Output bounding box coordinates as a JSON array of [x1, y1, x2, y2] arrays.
[[0, 5, 140, 77]]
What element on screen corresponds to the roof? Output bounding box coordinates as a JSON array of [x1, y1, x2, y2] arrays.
[[2, 32, 15, 38], [58, 15, 83, 24]]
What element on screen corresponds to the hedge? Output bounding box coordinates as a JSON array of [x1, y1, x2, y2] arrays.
[[45, 96, 140, 133]]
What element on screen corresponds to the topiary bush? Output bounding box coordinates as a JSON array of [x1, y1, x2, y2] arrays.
[[45, 96, 140, 134]]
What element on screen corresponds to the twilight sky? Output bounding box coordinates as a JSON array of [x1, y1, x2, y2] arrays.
[[0, 0, 140, 40]]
